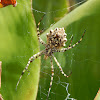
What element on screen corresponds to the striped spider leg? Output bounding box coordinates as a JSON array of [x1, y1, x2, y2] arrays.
[[37, 14, 46, 46], [56, 29, 86, 52], [46, 56, 54, 100], [16, 50, 44, 89], [16, 14, 46, 89], [52, 55, 72, 78], [16, 14, 86, 100]]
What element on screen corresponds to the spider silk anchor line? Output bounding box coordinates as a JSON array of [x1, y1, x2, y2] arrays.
[[31, 0, 86, 14], [16, 15, 86, 100]]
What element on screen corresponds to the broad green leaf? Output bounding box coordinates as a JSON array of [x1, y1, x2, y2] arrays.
[[39, 0, 100, 100], [0, 0, 40, 100], [1, 0, 100, 100]]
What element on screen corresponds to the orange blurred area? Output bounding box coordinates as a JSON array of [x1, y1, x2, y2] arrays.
[[0, 3, 3, 8], [0, 0, 17, 8]]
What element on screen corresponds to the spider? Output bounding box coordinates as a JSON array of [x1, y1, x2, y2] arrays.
[[16, 15, 86, 100]]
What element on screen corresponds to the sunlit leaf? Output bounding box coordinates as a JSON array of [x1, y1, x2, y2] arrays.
[[0, 0, 40, 100]]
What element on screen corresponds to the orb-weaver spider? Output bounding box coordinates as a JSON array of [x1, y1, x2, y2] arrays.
[[16, 15, 86, 100]]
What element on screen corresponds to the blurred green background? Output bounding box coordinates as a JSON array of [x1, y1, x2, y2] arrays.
[[0, 0, 100, 100]]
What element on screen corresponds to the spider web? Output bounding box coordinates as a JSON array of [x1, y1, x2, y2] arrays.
[[15, 0, 87, 100], [2, 0, 89, 100], [2, 0, 100, 100], [31, 0, 86, 100]]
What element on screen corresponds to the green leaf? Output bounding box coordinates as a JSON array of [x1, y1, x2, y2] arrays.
[[33, 0, 68, 31], [39, 0, 100, 100], [0, 0, 40, 100], [1, 0, 100, 100]]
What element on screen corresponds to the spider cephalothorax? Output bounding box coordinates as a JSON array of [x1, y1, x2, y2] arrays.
[[16, 15, 86, 100]]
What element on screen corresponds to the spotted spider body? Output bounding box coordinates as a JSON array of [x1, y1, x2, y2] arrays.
[[44, 28, 67, 59], [16, 15, 86, 100]]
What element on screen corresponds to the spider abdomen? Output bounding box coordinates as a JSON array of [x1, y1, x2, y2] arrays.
[[46, 28, 67, 49]]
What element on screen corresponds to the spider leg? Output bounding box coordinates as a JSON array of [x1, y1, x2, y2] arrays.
[[40, 28, 45, 35], [16, 50, 44, 90], [52, 55, 72, 77], [57, 29, 86, 52], [37, 14, 46, 46], [47, 56, 54, 100]]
